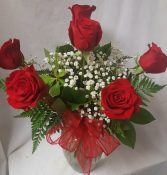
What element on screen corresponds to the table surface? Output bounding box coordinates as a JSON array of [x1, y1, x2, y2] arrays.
[[8, 131, 167, 175]]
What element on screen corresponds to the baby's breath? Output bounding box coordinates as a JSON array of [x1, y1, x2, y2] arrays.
[[41, 42, 128, 122]]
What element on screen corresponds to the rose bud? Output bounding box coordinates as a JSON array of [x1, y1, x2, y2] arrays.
[[68, 5, 102, 52], [139, 42, 167, 73], [5, 65, 47, 111], [100, 79, 142, 120], [0, 38, 24, 70]]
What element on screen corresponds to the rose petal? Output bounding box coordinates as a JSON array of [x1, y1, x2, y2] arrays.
[[68, 5, 96, 23], [101, 106, 134, 120], [77, 18, 102, 51]]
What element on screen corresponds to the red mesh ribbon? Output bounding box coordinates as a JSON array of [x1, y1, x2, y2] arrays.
[[46, 110, 120, 175]]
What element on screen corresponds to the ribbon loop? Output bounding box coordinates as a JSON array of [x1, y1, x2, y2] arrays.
[[63, 111, 81, 127], [84, 118, 103, 138]]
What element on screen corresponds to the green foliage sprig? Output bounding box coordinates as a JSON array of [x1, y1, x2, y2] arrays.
[[131, 75, 166, 103], [14, 100, 62, 154], [0, 78, 6, 92], [36, 69, 54, 76]]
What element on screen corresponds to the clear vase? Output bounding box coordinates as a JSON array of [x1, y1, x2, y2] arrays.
[[62, 148, 102, 173]]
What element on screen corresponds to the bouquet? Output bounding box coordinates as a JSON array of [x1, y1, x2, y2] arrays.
[[0, 4, 167, 175]]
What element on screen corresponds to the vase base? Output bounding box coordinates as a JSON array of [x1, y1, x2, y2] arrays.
[[62, 149, 102, 173]]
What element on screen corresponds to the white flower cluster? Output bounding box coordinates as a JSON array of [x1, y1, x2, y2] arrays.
[[56, 52, 82, 89], [42, 42, 128, 123], [75, 103, 111, 123], [43, 52, 59, 69], [27, 55, 37, 64], [28, 56, 49, 70], [133, 52, 140, 62], [80, 44, 128, 101]]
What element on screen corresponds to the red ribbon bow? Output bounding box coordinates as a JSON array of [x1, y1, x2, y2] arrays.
[[46, 110, 120, 175]]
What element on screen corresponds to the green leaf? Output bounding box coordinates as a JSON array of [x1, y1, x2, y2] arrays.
[[59, 79, 65, 86], [1, 79, 5, 83], [44, 48, 50, 58], [54, 53, 59, 76], [113, 120, 129, 139], [139, 77, 147, 86], [137, 90, 150, 102], [116, 120, 136, 149], [51, 98, 68, 114], [127, 72, 133, 82], [116, 127, 125, 138], [143, 78, 149, 88], [149, 84, 166, 93], [36, 69, 53, 76], [67, 102, 81, 111], [113, 67, 118, 76], [55, 46, 59, 53], [59, 44, 74, 54], [0, 78, 6, 92], [83, 51, 90, 64], [141, 88, 153, 97], [122, 56, 133, 60], [92, 43, 111, 61], [61, 87, 87, 104], [147, 79, 152, 87], [141, 101, 148, 106], [39, 75, 56, 85], [114, 121, 125, 138], [132, 66, 144, 75], [130, 107, 155, 124], [14, 110, 32, 118], [74, 50, 82, 56], [100, 42, 111, 56], [150, 82, 155, 88], [131, 74, 139, 89], [0, 81, 3, 89], [67, 100, 91, 111], [58, 69, 65, 77], [93, 44, 100, 51], [54, 68, 58, 77], [49, 82, 60, 97], [121, 120, 130, 131], [55, 54, 59, 68], [134, 56, 139, 66], [131, 65, 139, 69]]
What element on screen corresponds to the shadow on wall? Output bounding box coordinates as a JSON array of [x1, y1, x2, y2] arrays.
[[0, 89, 12, 175], [0, 69, 19, 175]]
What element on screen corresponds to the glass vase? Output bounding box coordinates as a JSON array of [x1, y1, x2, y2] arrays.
[[62, 148, 102, 173]]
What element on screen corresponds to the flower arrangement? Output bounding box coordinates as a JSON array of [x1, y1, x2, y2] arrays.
[[0, 4, 167, 175]]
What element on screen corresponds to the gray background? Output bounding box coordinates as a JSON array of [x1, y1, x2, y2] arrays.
[[0, 0, 167, 174]]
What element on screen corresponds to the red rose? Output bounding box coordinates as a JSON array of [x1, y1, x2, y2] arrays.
[[0, 38, 24, 70], [68, 4, 96, 23], [100, 79, 142, 120], [139, 42, 167, 73], [5, 65, 47, 110], [68, 5, 102, 51]]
